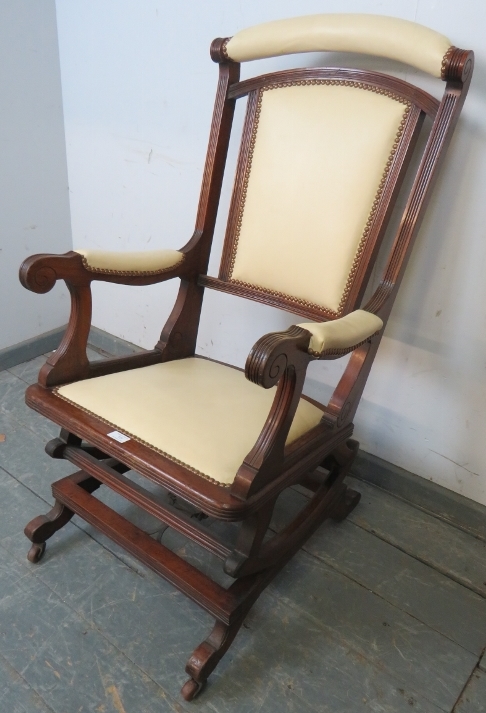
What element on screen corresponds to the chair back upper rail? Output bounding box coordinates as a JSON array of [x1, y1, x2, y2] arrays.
[[218, 14, 452, 79], [228, 67, 440, 118]]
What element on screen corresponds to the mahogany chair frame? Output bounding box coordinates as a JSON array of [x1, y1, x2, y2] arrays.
[[19, 36, 473, 700]]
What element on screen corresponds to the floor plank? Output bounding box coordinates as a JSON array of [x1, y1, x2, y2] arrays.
[[0, 549, 180, 713], [453, 668, 486, 712], [271, 487, 486, 656], [0, 653, 55, 713], [269, 550, 477, 712], [346, 477, 486, 597]]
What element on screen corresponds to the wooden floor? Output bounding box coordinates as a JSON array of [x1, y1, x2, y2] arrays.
[[0, 347, 485, 713]]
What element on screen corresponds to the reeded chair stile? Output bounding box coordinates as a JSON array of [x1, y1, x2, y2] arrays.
[[19, 14, 473, 700]]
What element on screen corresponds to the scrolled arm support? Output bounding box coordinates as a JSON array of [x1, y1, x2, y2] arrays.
[[19, 248, 195, 388], [231, 327, 313, 500], [245, 325, 312, 388], [20, 252, 89, 293]]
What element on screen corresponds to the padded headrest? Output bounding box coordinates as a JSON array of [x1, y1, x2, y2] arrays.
[[225, 14, 452, 78]]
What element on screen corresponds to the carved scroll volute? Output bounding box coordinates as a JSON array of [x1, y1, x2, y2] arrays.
[[20, 251, 92, 386], [231, 326, 312, 500], [441, 47, 474, 85], [210, 37, 233, 64]]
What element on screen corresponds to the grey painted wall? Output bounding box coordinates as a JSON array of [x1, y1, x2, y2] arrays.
[[0, 0, 71, 350]]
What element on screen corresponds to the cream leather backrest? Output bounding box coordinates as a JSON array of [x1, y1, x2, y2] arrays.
[[227, 81, 411, 316]]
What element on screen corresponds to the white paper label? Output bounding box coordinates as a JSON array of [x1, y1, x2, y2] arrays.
[[107, 430, 131, 443]]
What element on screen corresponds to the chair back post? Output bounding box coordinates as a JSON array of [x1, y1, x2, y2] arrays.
[[328, 46, 474, 430], [155, 52, 240, 360]]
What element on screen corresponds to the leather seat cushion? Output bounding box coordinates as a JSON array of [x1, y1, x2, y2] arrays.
[[55, 357, 324, 486]]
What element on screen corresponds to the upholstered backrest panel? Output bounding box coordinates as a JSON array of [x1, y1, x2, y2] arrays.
[[225, 14, 451, 78], [227, 82, 410, 315]]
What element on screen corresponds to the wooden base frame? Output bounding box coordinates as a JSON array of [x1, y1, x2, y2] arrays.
[[24, 433, 360, 699]]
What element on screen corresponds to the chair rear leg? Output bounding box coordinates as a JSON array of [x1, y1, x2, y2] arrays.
[[322, 438, 361, 522], [24, 470, 100, 563], [330, 486, 361, 522]]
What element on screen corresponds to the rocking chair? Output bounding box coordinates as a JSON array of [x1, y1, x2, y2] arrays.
[[19, 14, 473, 700]]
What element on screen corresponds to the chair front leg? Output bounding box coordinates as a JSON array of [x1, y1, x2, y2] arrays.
[[231, 326, 313, 500]]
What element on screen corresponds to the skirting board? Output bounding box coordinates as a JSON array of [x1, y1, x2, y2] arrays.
[[351, 451, 486, 542], [88, 326, 141, 357], [0, 325, 66, 372]]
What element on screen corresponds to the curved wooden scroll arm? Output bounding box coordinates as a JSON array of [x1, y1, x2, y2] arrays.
[[231, 319, 387, 500], [230, 326, 313, 500], [19, 248, 196, 387]]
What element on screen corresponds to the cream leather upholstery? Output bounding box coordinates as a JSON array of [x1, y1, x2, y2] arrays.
[[75, 249, 184, 274], [298, 310, 383, 355], [225, 14, 451, 78], [56, 358, 324, 486], [230, 83, 408, 314]]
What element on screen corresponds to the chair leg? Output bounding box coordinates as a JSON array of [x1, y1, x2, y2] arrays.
[[24, 471, 100, 563], [182, 617, 244, 700], [224, 439, 361, 578], [330, 487, 361, 522], [181, 551, 287, 700]]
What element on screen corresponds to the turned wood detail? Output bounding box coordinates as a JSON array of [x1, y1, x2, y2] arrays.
[[441, 47, 474, 83], [210, 37, 233, 64]]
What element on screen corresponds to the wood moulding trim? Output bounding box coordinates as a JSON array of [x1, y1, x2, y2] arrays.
[[352, 450, 486, 542], [0, 325, 66, 372], [199, 275, 332, 321], [63, 445, 232, 558], [344, 103, 424, 310], [228, 66, 440, 117]]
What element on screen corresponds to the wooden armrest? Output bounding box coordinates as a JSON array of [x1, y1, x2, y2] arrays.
[[236, 314, 381, 498], [297, 310, 383, 357], [20, 249, 191, 292], [19, 248, 197, 388]]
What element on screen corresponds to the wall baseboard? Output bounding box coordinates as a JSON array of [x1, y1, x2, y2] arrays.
[[88, 326, 141, 357], [351, 450, 486, 542], [0, 326, 66, 371]]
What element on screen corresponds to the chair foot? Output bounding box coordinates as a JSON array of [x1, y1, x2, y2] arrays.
[[331, 487, 361, 522], [24, 501, 75, 563], [184, 618, 243, 698], [27, 542, 46, 564], [181, 677, 206, 701], [24, 470, 101, 563]]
